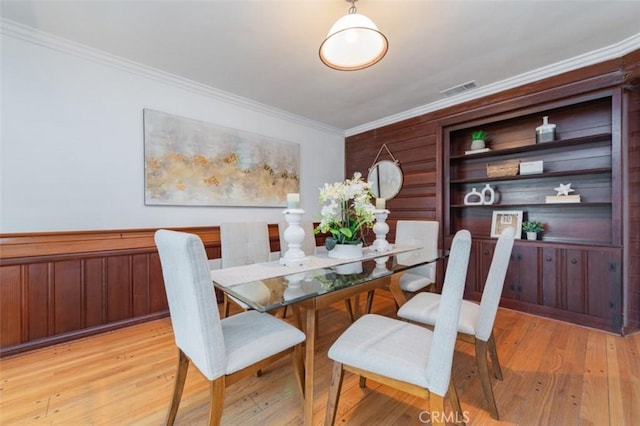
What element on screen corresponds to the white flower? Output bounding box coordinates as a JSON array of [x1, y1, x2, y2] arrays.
[[315, 173, 375, 244]]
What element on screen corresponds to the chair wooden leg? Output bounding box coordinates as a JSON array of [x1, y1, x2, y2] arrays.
[[166, 349, 190, 426], [475, 339, 500, 420], [447, 379, 465, 425], [291, 344, 305, 399], [487, 332, 503, 380], [324, 362, 345, 426], [428, 393, 446, 426], [206, 376, 226, 426]]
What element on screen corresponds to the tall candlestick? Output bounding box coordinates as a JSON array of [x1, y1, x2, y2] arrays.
[[286, 193, 300, 209]]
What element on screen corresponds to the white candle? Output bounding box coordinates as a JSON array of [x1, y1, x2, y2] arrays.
[[375, 198, 386, 210], [286, 193, 300, 209]]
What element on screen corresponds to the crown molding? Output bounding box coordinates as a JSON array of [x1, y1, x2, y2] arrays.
[[0, 18, 344, 137], [346, 32, 640, 137]]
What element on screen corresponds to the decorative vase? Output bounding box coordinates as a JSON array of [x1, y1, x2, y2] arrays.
[[328, 243, 363, 259], [535, 116, 556, 143], [470, 139, 485, 151], [481, 184, 496, 205], [526, 231, 537, 241]]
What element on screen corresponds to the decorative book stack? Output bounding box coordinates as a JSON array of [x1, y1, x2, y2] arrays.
[[546, 194, 581, 203]]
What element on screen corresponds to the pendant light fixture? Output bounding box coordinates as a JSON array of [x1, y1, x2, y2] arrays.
[[319, 0, 388, 71]]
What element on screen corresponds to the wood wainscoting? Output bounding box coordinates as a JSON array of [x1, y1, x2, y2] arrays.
[[0, 225, 291, 357]]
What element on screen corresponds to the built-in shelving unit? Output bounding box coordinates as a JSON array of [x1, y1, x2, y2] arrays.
[[442, 89, 624, 332]]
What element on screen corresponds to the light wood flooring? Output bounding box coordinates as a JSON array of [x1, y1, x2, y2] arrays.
[[1, 291, 639, 425]]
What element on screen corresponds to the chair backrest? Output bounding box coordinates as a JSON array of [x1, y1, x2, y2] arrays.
[[278, 221, 317, 257], [154, 230, 226, 381], [395, 220, 439, 279], [476, 227, 516, 341], [425, 229, 471, 396], [220, 222, 270, 268]]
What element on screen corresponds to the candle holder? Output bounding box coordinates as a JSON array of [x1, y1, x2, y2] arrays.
[[371, 209, 391, 252], [280, 208, 309, 267]]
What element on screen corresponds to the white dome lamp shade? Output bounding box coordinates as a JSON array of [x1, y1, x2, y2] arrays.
[[319, 0, 388, 71]]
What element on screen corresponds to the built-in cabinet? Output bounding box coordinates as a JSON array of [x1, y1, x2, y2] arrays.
[[443, 89, 625, 332]]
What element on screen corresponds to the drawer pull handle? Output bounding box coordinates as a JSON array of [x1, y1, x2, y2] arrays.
[[571, 258, 577, 264], [546, 256, 552, 261]]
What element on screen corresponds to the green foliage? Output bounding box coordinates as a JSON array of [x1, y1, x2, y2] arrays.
[[471, 130, 487, 141], [522, 220, 544, 232]]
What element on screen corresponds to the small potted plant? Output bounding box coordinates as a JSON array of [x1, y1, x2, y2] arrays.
[[522, 220, 544, 240], [470, 130, 487, 151]]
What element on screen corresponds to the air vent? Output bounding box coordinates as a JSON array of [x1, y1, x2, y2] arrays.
[[440, 80, 477, 97]]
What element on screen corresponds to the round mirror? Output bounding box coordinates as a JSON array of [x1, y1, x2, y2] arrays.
[[368, 160, 403, 199]]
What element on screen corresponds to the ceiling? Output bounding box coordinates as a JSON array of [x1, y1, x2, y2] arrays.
[[2, 1, 640, 134]]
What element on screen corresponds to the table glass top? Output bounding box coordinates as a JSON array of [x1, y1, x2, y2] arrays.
[[211, 247, 447, 312]]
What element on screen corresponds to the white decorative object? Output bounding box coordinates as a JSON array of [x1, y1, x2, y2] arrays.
[[371, 210, 391, 252], [280, 208, 308, 267], [481, 184, 496, 205], [328, 243, 363, 259], [470, 139, 485, 151], [536, 116, 556, 143], [374, 255, 390, 268], [464, 188, 483, 205], [554, 183, 574, 196], [371, 257, 390, 276], [520, 160, 544, 175], [375, 197, 386, 209], [286, 193, 300, 209], [526, 232, 537, 241], [333, 261, 363, 275]]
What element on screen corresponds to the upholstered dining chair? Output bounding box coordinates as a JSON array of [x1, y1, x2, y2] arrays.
[[219, 222, 271, 317], [395, 220, 440, 295], [154, 229, 306, 426], [397, 226, 516, 419], [324, 230, 471, 426]]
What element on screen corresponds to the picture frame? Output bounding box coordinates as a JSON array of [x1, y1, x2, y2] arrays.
[[491, 210, 523, 239]]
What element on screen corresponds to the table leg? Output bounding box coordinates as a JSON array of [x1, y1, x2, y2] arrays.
[[304, 304, 317, 425], [388, 272, 408, 308]]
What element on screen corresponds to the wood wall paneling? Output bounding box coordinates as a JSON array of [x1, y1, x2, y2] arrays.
[[0, 224, 297, 356]]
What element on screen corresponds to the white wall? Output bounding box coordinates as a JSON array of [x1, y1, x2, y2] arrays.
[[0, 25, 345, 233]]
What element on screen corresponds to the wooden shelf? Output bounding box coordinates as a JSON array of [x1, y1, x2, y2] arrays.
[[450, 202, 611, 208], [450, 167, 612, 184], [450, 133, 611, 160]]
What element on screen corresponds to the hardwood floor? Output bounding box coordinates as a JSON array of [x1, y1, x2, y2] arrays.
[[1, 291, 638, 425]]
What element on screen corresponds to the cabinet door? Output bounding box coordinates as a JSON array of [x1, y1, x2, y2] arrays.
[[587, 249, 622, 329], [564, 249, 585, 314], [477, 240, 496, 294], [542, 247, 559, 308], [456, 239, 480, 300], [503, 245, 539, 303]]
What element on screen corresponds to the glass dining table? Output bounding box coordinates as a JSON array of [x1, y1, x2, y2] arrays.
[[210, 245, 448, 425]]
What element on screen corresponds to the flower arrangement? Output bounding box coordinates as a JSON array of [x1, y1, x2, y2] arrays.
[[314, 172, 376, 250]]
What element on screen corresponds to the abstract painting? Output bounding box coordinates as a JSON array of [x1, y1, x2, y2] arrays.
[[144, 109, 300, 207]]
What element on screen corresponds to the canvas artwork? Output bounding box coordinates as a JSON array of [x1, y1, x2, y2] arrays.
[[144, 109, 300, 207]]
